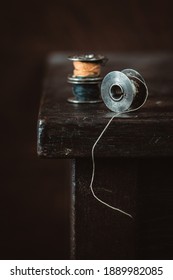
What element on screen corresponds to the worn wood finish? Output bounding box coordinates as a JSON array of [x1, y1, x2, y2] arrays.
[[38, 53, 173, 159], [37, 53, 173, 259]]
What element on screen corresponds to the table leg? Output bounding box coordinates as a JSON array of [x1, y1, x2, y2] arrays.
[[70, 158, 138, 259]]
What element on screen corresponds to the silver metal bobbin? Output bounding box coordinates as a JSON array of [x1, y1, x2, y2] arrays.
[[67, 54, 107, 104], [101, 69, 148, 113]]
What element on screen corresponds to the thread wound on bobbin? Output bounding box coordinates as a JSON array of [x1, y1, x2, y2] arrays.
[[73, 61, 101, 77], [67, 54, 107, 104]]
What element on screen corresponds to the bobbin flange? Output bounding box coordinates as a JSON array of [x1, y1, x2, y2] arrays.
[[67, 75, 103, 84], [68, 54, 107, 64], [101, 69, 148, 113], [67, 54, 107, 104], [121, 68, 145, 83]]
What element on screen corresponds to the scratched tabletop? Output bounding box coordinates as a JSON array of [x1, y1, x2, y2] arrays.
[[37, 52, 173, 158]]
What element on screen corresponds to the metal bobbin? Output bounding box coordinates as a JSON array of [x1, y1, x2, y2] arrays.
[[67, 54, 107, 104], [101, 69, 148, 112]]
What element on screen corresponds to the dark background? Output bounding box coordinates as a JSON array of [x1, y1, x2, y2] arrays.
[[0, 0, 173, 259]]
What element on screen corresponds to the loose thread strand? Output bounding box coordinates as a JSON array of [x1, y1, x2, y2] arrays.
[[89, 91, 148, 219], [89, 113, 133, 219]]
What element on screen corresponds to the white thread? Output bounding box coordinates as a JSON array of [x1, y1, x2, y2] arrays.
[[89, 91, 148, 219]]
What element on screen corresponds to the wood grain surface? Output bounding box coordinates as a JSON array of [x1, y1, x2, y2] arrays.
[[38, 53, 173, 158]]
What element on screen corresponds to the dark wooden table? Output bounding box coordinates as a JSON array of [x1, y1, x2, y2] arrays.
[[37, 52, 173, 260]]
